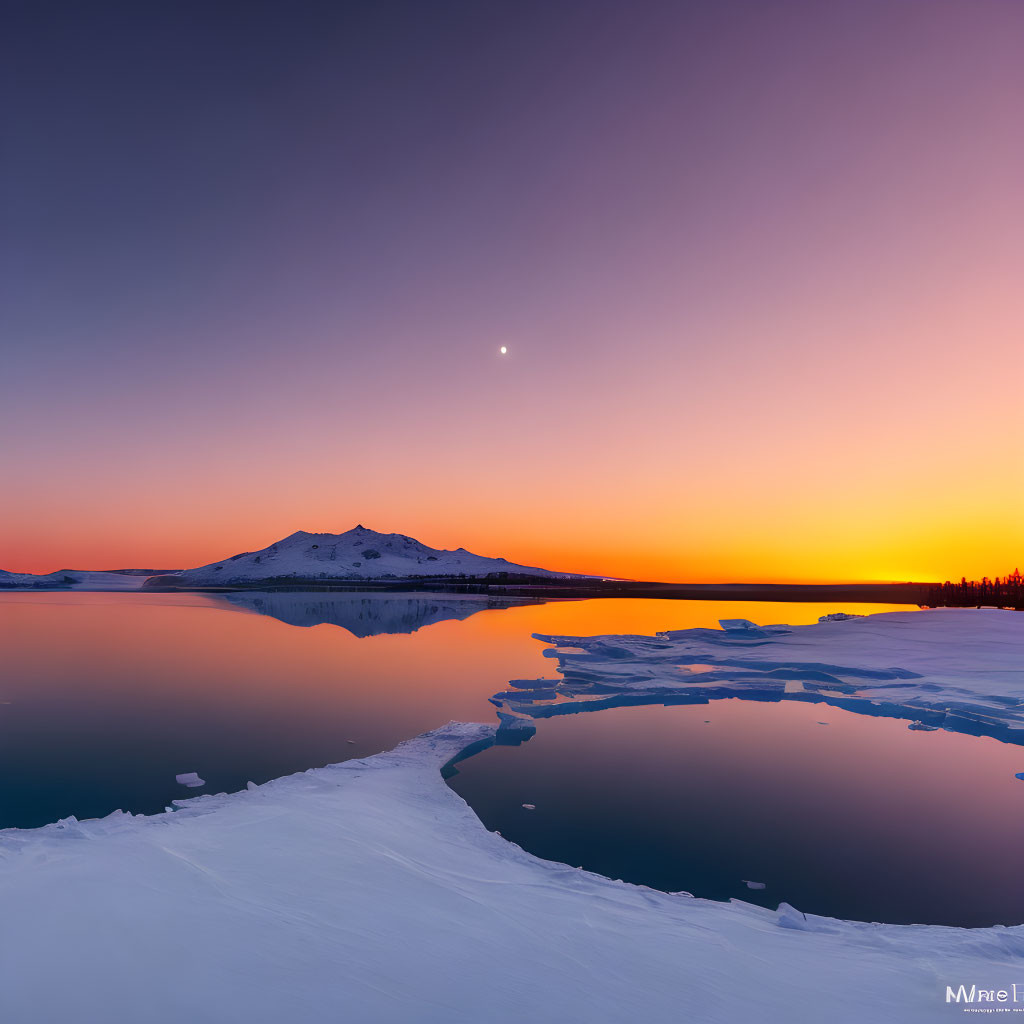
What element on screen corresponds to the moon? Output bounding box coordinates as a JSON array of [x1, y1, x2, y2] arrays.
[[499, 345, 508, 355]]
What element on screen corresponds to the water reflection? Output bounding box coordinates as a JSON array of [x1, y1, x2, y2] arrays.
[[0, 592, 914, 830], [218, 591, 543, 637]]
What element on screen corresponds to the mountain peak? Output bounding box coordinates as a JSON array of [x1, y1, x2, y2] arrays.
[[164, 527, 585, 585]]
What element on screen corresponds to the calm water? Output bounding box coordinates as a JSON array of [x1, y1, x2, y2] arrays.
[[446, 699, 1024, 927], [0, 591, 910, 829], [6, 589, 1019, 926]]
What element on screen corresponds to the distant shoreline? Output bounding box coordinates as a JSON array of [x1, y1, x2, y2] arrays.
[[139, 576, 935, 604]]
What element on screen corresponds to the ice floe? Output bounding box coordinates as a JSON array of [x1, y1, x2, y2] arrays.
[[503, 609, 1024, 741]]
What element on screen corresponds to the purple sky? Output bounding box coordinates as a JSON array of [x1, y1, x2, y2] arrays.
[[2, 1, 1022, 579]]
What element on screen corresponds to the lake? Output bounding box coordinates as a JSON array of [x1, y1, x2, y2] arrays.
[[0, 590, 909, 829], [5, 590, 1019, 927]]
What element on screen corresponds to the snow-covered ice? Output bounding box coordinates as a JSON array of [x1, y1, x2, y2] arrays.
[[0, 720, 1019, 1023], [515, 609, 1024, 740]]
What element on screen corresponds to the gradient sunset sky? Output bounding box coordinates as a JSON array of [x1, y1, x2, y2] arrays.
[[3, 0, 1021, 581]]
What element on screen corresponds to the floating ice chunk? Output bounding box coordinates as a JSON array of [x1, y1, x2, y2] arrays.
[[907, 721, 938, 731], [816, 721, 829, 726], [522, 803, 536, 811], [1015, 772, 1024, 781], [743, 880, 766, 890], [718, 619, 759, 631], [175, 772, 205, 788]]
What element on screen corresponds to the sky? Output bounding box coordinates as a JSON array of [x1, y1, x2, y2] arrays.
[[2, 0, 1021, 581]]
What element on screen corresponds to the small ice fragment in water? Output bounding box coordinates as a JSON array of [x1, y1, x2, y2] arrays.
[[175, 772, 205, 788], [743, 880, 766, 890], [522, 803, 536, 810], [346, 740, 356, 744], [1015, 772, 1024, 781], [816, 722, 829, 726], [908, 721, 938, 731]]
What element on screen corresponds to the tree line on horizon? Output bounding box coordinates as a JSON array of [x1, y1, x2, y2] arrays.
[[926, 569, 1023, 610]]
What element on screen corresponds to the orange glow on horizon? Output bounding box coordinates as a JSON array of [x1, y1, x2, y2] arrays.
[[3, 498, 1020, 584]]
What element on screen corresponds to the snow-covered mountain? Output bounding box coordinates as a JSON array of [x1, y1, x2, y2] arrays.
[[159, 526, 587, 587]]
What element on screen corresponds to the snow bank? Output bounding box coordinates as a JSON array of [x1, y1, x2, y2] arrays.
[[0, 720, 1018, 1022], [516, 609, 1024, 738]]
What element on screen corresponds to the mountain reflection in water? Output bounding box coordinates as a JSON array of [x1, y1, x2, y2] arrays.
[[219, 592, 544, 637]]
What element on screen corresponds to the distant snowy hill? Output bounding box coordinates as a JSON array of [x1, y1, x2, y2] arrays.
[[0, 569, 152, 591], [0, 569, 67, 589], [161, 526, 586, 586]]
